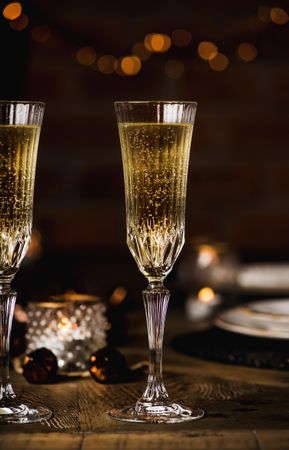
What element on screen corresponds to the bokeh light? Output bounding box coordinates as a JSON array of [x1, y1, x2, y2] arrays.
[[197, 245, 219, 268], [144, 33, 171, 52], [110, 286, 127, 305], [76, 47, 97, 66], [270, 7, 289, 25], [151, 34, 171, 52], [164, 59, 185, 79], [132, 42, 151, 61], [114, 58, 125, 76], [257, 5, 271, 23], [237, 43, 258, 62], [120, 56, 141, 75], [144, 33, 154, 51], [209, 53, 229, 71], [97, 55, 116, 74], [171, 29, 192, 47], [26, 229, 42, 260], [31, 25, 51, 43], [197, 41, 218, 60], [9, 13, 28, 31], [198, 287, 215, 303], [3, 2, 22, 20]]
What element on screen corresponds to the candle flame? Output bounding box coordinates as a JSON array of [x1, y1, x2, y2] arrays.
[[198, 287, 215, 304], [58, 317, 71, 330], [197, 245, 218, 268]]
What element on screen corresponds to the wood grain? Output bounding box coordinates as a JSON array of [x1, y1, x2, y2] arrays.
[[256, 431, 289, 450], [1, 431, 289, 450], [0, 433, 82, 450], [84, 431, 258, 450], [1, 310, 289, 449]]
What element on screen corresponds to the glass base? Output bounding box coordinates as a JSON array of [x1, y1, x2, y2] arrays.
[[108, 402, 204, 424], [0, 403, 52, 424]]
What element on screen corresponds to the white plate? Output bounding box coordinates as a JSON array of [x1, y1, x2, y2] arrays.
[[215, 299, 289, 339], [237, 263, 289, 293]]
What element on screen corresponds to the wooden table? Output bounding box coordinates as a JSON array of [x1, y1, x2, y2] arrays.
[[1, 310, 289, 450]]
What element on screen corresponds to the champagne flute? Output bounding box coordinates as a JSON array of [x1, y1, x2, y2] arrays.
[[109, 101, 204, 423], [0, 101, 51, 423]]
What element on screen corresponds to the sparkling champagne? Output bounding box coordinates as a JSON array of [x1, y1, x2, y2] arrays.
[[0, 125, 40, 275], [119, 122, 193, 280]]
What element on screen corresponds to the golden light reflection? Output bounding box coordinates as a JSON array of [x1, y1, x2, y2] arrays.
[[270, 7, 289, 25], [197, 41, 218, 61], [26, 229, 42, 259], [31, 25, 51, 43], [14, 304, 28, 323], [198, 287, 215, 304], [3, 2, 22, 20], [114, 58, 126, 76], [144, 33, 171, 52], [209, 53, 229, 71], [164, 59, 185, 79], [132, 42, 151, 61], [237, 43, 257, 62], [97, 55, 116, 74], [171, 29, 192, 47], [151, 34, 171, 52], [9, 12, 28, 30], [257, 5, 271, 23], [121, 56, 141, 75], [144, 33, 154, 50], [110, 286, 127, 305], [58, 317, 70, 329], [76, 47, 97, 66], [57, 316, 77, 331]]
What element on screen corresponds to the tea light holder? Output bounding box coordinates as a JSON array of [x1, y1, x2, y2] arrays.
[[26, 292, 108, 372], [185, 287, 222, 322]]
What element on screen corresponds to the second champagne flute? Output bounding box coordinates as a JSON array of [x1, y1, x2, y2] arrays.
[[109, 101, 204, 423]]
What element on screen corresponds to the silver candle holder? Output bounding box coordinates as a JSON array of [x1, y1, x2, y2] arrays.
[[26, 292, 108, 372]]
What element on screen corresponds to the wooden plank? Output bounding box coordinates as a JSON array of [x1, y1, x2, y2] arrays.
[[7, 373, 80, 432], [84, 431, 258, 450], [2, 310, 289, 445], [0, 433, 82, 450], [76, 367, 289, 433], [5, 358, 289, 434], [2, 431, 289, 450], [164, 351, 289, 389], [256, 430, 289, 450]]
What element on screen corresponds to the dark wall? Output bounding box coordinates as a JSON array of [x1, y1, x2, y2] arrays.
[[2, 0, 289, 294]]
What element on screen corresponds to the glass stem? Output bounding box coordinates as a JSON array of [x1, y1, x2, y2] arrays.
[[0, 282, 17, 404], [139, 281, 170, 405]]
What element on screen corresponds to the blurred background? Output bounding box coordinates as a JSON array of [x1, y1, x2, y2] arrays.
[[1, 0, 289, 303]]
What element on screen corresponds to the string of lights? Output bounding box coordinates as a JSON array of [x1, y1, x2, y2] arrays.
[[2, 2, 289, 77]]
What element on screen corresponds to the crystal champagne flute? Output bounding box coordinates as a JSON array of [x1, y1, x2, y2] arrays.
[[109, 101, 204, 423], [0, 101, 51, 423]]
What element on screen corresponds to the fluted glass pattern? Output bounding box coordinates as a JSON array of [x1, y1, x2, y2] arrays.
[[0, 102, 43, 279], [0, 101, 51, 424], [109, 101, 204, 423]]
